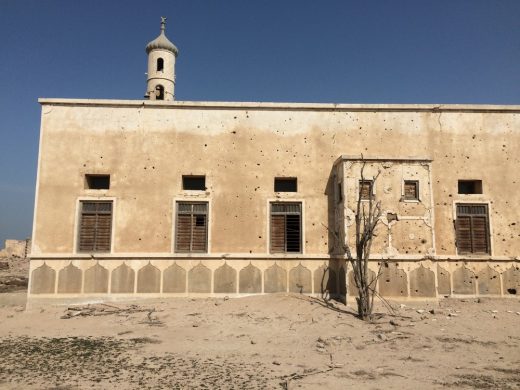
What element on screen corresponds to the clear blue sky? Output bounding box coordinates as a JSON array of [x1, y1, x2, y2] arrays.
[[0, 0, 519, 246]]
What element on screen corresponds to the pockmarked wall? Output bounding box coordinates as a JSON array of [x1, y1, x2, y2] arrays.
[[29, 100, 520, 302]]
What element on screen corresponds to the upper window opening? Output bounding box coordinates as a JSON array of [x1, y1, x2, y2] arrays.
[[274, 177, 297, 192], [85, 174, 110, 190], [404, 180, 419, 200], [183, 175, 206, 191], [155, 85, 164, 100], [359, 180, 373, 200], [157, 58, 164, 71], [458, 180, 482, 194]]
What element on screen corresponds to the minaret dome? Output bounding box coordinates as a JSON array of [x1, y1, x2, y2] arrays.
[[145, 17, 178, 101]]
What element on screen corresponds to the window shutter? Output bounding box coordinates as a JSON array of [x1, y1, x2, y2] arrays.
[[270, 203, 301, 253], [456, 204, 490, 254], [471, 216, 489, 254], [270, 214, 286, 253], [191, 215, 207, 252], [455, 216, 472, 254], [95, 214, 112, 251], [176, 214, 192, 252], [78, 201, 112, 252], [175, 202, 208, 253], [79, 214, 97, 251]]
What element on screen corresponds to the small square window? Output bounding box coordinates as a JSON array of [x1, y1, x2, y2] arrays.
[[359, 180, 373, 200], [458, 180, 482, 194], [404, 180, 419, 200], [274, 177, 297, 192], [183, 175, 206, 191], [85, 174, 110, 190]]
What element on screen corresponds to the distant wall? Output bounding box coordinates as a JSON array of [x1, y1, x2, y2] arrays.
[[0, 239, 31, 258]]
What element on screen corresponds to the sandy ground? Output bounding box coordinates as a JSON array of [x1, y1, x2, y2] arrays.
[[0, 292, 519, 390]]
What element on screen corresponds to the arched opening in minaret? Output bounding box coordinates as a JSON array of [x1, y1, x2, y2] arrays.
[[157, 58, 164, 72], [156, 85, 165, 100]]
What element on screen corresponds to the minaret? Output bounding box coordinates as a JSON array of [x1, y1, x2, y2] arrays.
[[145, 17, 179, 101]]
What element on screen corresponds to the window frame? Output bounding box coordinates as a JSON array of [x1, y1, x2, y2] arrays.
[[454, 202, 491, 255], [458, 180, 483, 195], [85, 174, 110, 190], [156, 57, 164, 72], [274, 177, 298, 193], [269, 201, 303, 254], [403, 180, 420, 202], [174, 201, 209, 253], [182, 175, 206, 191], [359, 179, 374, 201], [75, 198, 115, 254]]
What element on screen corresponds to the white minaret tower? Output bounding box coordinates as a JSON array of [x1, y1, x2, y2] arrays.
[[145, 17, 178, 101]]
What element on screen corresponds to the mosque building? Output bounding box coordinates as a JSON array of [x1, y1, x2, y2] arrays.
[[28, 18, 520, 303]]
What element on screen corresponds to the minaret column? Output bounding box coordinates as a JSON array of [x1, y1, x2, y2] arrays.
[[145, 17, 178, 101]]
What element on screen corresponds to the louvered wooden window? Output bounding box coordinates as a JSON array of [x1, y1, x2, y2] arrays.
[[456, 204, 490, 254], [78, 201, 112, 252], [359, 180, 373, 200], [175, 202, 208, 253], [270, 203, 301, 253], [404, 180, 419, 200]]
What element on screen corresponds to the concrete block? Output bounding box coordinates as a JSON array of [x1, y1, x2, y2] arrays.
[[437, 265, 451, 296], [188, 263, 211, 293], [137, 263, 160, 293], [502, 266, 520, 296], [264, 263, 287, 293], [289, 264, 311, 294], [410, 265, 436, 297], [30, 263, 55, 294], [214, 263, 237, 293], [111, 263, 135, 293], [163, 263, 186, 293], [57, 263, 82, 294], [379, 262, 408, 297], [239, 264, 261, 294], [84, 263, 109, 293], [477, 266, 501, 295], [452, 266, 476, 295]]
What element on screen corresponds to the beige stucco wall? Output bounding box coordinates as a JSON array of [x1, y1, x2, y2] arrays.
[[32, 100, 520, 261]]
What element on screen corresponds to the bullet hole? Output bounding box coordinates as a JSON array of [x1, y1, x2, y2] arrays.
[[204, 144, 207, 147], [100, 156, 103, 159], [144, 167, 147, 170], [258, 236, 262, 239], [234, 116, 237, 119], [152, 166, 155, 169], [472, 135, 476, 139], [138, 238, 142, 241], [507, 288, 517, 295], [83, 164, 86, 167], [231, 131, 236, 134], [421, 239, 427, 244]]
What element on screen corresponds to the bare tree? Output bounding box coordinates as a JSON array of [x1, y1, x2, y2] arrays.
[[343, 159, 383, 320]]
